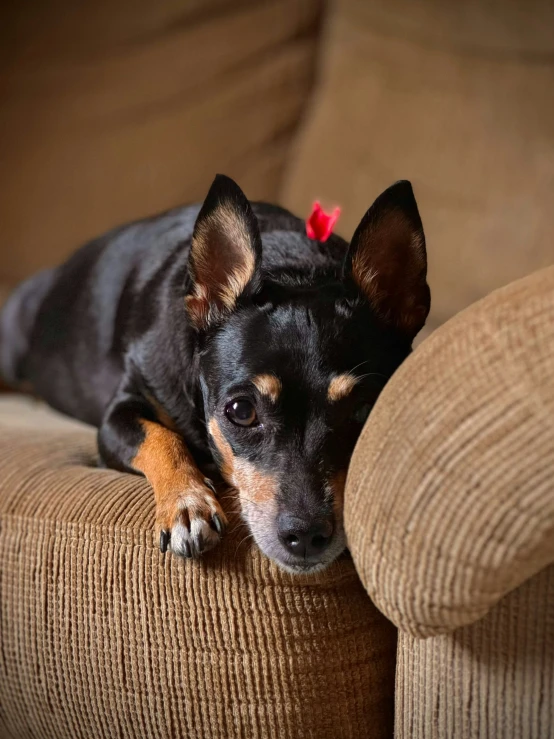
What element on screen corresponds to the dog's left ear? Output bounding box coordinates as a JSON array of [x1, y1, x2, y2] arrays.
[[186, 174, 262, 330], [345, 180, 430, 340]]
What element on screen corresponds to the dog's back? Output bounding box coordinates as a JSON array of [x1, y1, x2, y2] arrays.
[[0, 205, 202, 424], [1, 267, 58, 388]]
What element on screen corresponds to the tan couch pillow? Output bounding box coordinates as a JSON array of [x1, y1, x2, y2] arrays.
[[282, 0, 554, 331], [345, 266, 554, 638], [1, 0, 321, 283]]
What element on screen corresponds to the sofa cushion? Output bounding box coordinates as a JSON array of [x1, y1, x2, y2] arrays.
[[0, 396, 396, 739], [345, 266, 554, 637], [281, 0, 554, 332], [394, 565, 554, 738], [1, 0, 322, 284]]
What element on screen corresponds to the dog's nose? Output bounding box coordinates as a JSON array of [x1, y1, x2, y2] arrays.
[[277, 514, 334, 558]]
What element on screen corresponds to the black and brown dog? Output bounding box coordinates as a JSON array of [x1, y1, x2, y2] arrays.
[[0, 175, 430, 573]]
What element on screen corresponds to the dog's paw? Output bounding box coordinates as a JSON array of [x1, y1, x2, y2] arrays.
[[156, 478, 227, 558]]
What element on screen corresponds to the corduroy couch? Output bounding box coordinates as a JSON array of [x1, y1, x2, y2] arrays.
[[1, 266, 553, 738]]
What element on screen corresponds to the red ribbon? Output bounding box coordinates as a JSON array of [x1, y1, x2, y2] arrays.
[[306, 202, 341, 242]]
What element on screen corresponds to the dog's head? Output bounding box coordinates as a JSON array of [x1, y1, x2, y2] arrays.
[[187, 175, 430, 573]]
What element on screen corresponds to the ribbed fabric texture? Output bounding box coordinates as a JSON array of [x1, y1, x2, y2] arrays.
[[0, 398, 397, 739], [395, 566, 554, 739], [345, 266, 554, 737], [346, 265, 554, 637]]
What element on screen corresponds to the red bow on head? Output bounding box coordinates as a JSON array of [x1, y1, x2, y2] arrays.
[[306, 202, 341, 242]]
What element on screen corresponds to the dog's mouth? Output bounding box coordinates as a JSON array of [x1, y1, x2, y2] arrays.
[[270, 537, 347, 574], [264, 539, 347, 575], [273, 559, 338, 575]]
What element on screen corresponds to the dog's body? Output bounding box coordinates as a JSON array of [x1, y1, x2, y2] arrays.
[[2, 202, 316, 432], [0, 176, 430, 572]]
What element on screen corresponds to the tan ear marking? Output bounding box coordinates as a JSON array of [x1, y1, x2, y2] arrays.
[[350, 204, 429, 337], [327, 373, 359, 402], [194, 205, 256, 308], [252, 374, 282, 403], [187, 203, 257, 328]]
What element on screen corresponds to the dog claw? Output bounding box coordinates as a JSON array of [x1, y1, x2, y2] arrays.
[[196, 532, 205, 554], [204, 477, 217, 495], [160, 530, 170, 553], [211, 513, 226, 536]]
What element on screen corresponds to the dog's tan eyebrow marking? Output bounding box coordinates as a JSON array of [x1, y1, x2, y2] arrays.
[[186, 203, 256, 329], [251, 374, 282, 403], [327, 373, 359, 402]]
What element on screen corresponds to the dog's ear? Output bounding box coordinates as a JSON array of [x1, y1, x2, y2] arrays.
[[186, 175, 262, 330], [345, 180, 430, 340]]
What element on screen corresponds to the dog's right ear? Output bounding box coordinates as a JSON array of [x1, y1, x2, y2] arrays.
[[345, 180, 430, 340], [186, 175, 262, 330]]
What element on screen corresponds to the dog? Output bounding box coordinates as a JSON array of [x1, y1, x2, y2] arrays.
[[0, 175, 430, 573]]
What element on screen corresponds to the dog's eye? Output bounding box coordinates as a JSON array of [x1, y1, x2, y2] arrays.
[[225, 398, 258, 427], [352, 403, 372, 425]]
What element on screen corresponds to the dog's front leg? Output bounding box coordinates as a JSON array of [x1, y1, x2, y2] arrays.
[[98, 393, 227, 557]]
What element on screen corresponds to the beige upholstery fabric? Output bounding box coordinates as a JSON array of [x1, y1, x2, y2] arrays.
[[1, 0, 322, 283], [0, 397, 397, 739], [282, 0, 554, 331], [395, 565, 554, 739], [346, 265, 554, 637]]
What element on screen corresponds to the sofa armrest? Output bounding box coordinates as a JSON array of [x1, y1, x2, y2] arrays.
[[0, 396, 397, 738], [345, 266, 554, 638]]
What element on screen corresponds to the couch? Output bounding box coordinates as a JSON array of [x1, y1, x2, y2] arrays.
[[1, 0, 554, 736]]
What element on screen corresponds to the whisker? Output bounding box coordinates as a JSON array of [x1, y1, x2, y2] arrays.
[[229, 521, 250, 532], [348, 360, 371, 374], [234, 532, 255, 559], [352, 371, 388, 384], [218, 492, 264, 510], [229, 524, 251, 538]]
